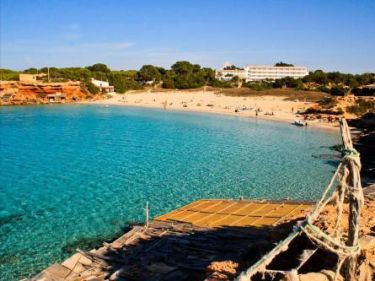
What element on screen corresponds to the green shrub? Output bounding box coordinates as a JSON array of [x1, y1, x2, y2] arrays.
[[318, 97, 338, 109], [304, 107, 343, 115], [211, 79, 232, 88], [352, 87, 375, 96], [330, 86, 348, 96], [108, 72, 142, 93], [162, 77, 176, 89], [244, 82, 272, 91], [317, 85, 331, 93], [0, 69, 19, 80], [346, 99, 375, 116], [87, 82, 100, 94], [336, 107, 344, 115]]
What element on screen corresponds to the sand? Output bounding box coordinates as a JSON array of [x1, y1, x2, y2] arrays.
[[86, 90, 339, 130]]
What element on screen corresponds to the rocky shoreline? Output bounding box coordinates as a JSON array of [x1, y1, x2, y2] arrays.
[[0, 81, 104, 106], [349, 113, 375, 187]]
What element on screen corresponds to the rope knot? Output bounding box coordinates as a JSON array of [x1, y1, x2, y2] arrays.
[[342, 148, 360, 159]]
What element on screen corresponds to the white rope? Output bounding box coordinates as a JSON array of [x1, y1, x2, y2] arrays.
[[236, 119, 364, 281], [301, 223, 360, 257], [236, 163, 344, 281]]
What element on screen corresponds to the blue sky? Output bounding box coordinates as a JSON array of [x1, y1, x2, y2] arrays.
[[1, 0, 374, 73]]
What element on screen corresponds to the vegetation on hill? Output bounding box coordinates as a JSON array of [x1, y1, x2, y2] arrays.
[[1, 62, 374, 100], [1, 62, 216, 93], [0, 69, 19, 80], [346, 99, 375, 116]]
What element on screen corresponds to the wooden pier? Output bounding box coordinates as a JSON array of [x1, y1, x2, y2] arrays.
[[30, 199, 313, 281]]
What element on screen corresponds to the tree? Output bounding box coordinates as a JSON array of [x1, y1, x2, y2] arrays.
[[231, 76, 240, 83], [108, 72, 142, 93], [86, 63, 111, 73], [23, 68, 38, 74], [161, 70, 175, 88], [330, 86, 348, 96], [169, 61, 208, 89], [223, 65, 243, 70], [309, 70, 329, 84], [157, 67, 167, 75], [201, 68, 216, 84], [171, 61, 194, 76], [138, 65, 161, 82], [275, 62, 294, 67]]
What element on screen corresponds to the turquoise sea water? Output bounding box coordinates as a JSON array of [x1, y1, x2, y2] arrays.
[[0, 105, 340, 280]]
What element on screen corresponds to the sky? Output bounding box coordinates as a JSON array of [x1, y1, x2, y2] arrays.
[[1, 0, 374, 73]]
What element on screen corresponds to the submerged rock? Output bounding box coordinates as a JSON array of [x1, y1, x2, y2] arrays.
[[0, 213, 23, 226]]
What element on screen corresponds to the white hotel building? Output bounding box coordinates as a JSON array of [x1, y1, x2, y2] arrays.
[[216, 65, 308, 82]]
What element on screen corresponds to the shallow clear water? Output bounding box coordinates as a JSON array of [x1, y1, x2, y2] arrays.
[[0, 105, 340, 280]]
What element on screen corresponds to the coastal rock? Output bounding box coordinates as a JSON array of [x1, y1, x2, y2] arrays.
[[0, 81, 93, 105], [206, 260, 239, 277], [359, 235, 375, 250]]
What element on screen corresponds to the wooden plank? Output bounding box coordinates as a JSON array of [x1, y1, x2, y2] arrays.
[[233, 203, 263, 215], [180, 200, 207, 211], [215, 214, 245, 226], [251, 217, 281, 227], [165, 210, 196, 221], [266, 204, 299, 217], [183, 200, 214, 211], [230, 216, 259, 227], [202, 201, 235, 213], [249, 203, 280, 216], [218, 201, 251, 214], [194, 213, 230, 227]]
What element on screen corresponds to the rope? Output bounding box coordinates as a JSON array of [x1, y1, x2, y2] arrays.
[[235, 118, 364, 281], [301, 223, 360, 257], [334, 183, 346, 239], [236, 164, 344, 281], [308, 163, 342, 222]]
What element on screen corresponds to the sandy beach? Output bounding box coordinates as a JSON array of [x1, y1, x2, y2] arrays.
[[87, 90, 339, 130]]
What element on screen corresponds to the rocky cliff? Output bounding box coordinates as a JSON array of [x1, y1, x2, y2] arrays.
[[0, 81, 99, 105]]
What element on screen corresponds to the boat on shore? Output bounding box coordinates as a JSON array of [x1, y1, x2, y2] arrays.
[[293, 119, 307, 127]]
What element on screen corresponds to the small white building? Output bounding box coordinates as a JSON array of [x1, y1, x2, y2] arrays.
[[216, 64, 308, 82], [91, 78, 115, 93]]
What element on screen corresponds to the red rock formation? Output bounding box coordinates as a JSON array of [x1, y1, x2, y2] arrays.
[[0, 81, 99, 105]]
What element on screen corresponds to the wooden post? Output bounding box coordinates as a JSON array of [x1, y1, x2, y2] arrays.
[[145, 201, 149, 229], [339, 119, 364, 281]]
